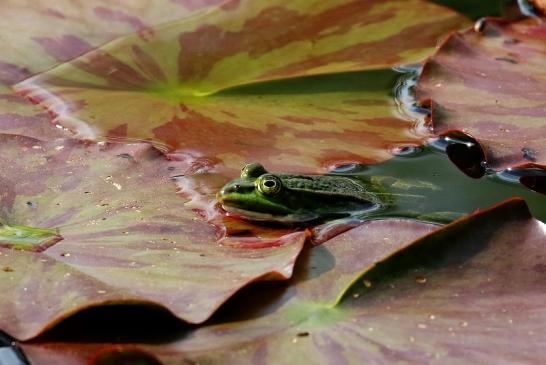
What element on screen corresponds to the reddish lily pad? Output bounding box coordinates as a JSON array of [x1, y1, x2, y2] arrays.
[[0, 0, 226, 86], [22, 199, 546, 364], [14, 0, 468, 172], [0, 94, 68, 141], [417, 18, 546, 171], [0, 134, 305, 340], [0, 0, 225, 140], [530, 0, 546, 14]]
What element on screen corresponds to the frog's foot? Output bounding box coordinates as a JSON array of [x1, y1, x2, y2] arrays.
[[310, 217, 364, 245]]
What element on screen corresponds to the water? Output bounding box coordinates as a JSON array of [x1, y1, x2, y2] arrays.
[[0, 333, 27, 365], [431, 0, 505, 19], [330, 146, 546, 224]]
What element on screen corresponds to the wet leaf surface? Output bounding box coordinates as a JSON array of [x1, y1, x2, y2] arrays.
[[22, 199, 546, 364], [14, 0, 467, 172], [417, 18, 546, 172], [0, 134, 305, 340]]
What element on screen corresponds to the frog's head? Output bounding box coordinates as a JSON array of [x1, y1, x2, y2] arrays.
[[217, 163, 382, 224]]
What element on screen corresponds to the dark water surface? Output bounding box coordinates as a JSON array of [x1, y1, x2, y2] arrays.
[[331, 145, 546, 224]]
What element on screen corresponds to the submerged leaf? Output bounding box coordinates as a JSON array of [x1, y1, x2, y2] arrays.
[[417, 18, 546, 172], [0, 135, 305, 340], [14, 0, 467, 171], [22, 199, 546, 364]]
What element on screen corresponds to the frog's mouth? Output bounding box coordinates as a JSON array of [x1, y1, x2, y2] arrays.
[[221, 205, 319, 224]]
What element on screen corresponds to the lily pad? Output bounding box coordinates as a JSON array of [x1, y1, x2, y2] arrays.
[[0, 134, 305, 340], [22, 199, 546, 364], [530, 0, 546, 14], [0, 0, 224, 140], [14, 0, 467, 172], [0, 0, 224, 86], [416, 18, 546, 171]]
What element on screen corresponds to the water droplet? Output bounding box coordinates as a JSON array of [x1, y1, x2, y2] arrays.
[[417, 323, 427, 329], [330, 163, 361, 173], [415, 276, 427, 284], [474, 18, 486, 33], [352, 293, 360, 299], [390, 144, 423, 157], [60, 252, 70, 257], [460, 321, 468, 327], [363, 279, 372, 288]]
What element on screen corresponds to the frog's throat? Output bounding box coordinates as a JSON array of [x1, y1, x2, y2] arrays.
[[222, 205, 319, 223]]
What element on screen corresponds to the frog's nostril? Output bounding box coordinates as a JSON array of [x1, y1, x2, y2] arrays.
[[220, 184, 240, 195]]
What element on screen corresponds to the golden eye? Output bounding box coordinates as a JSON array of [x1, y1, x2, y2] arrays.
[[257, 175, 282, 195]]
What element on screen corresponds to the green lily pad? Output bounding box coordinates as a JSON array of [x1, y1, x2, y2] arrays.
[[22, 199, 546, 364], [0, 134, 305, 340], [416, 18, 546, 171], [14, 0, 467, 172]]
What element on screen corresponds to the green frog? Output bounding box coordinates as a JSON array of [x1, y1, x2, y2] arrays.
[[217, 161, 460, 226], [217, 147, 546, 229]]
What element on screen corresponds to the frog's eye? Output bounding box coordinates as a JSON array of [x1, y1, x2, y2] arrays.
[[241, 163, 268, 179], [257, 175, 282, 195]]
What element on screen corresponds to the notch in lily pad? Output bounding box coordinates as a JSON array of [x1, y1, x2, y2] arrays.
[[0, 223, 62, 252]]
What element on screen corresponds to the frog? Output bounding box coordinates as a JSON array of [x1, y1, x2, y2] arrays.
[[217, 162, 457, 225], [216, 146, 546, 229]]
